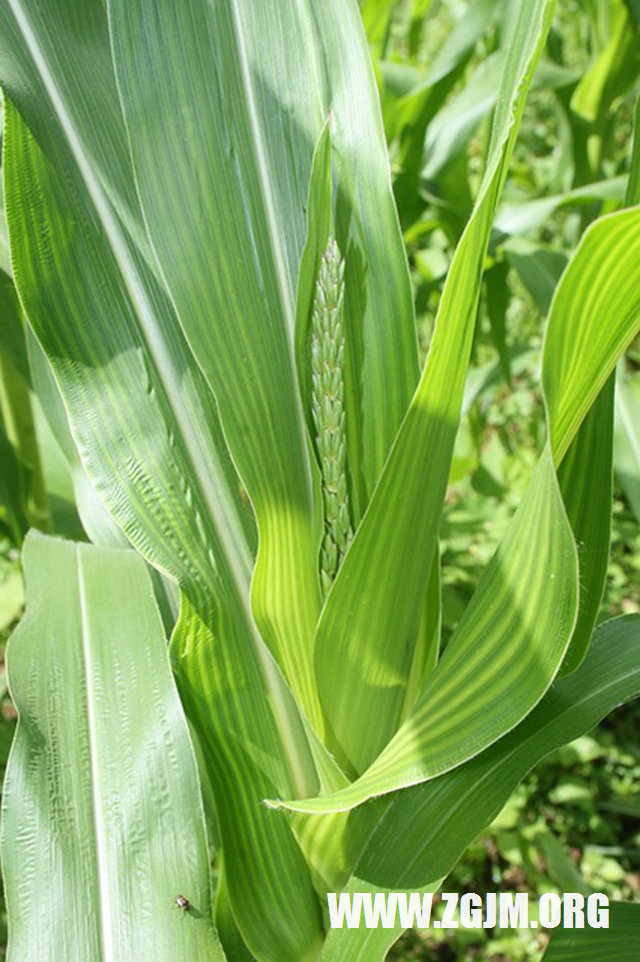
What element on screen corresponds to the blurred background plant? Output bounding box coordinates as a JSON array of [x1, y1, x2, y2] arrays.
[[1, 0, 639, 958]]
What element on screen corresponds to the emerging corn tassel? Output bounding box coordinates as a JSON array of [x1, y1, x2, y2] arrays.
[[311, 238, 353, 596]]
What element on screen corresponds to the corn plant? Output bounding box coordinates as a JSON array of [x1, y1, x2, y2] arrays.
[[0, 1, 639, 960]]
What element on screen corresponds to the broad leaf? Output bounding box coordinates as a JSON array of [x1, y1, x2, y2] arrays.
[[4, 101, 324, 962], [313, 0, 558, 775], [279, 204, 640, 815], [350, 615, 640, 890], [109, 0, 419, 710], [1, 531, 225, 962], [542, 902, 640, 961], [314, 615, 640, 957]]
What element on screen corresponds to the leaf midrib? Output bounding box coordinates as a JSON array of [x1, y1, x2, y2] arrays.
[[77, 547, 114, 962]]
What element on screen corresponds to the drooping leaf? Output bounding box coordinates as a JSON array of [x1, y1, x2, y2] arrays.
[[542, 207, 640, 465], [494, 177, 627, 237], [353, 615, 640, 888]]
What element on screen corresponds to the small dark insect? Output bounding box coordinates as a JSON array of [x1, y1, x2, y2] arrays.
[[174, 894, 191, 912]]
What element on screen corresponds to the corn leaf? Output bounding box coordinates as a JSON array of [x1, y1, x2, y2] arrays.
[[615, 371, 640, 522], [4, 100, 326, 962], [0, 531, 225, 962], [556, 378, 614, 675], [109, 0, 419, 714], [542, 902, 640, 961], [346, 615, 640, 890], [278, 202, 640, 815], [312, 615, 640, 957], [0, 10, 329, 955], [313, 0, 558, 775], [1, 1, 408, 955], [543, 207, 640, 465]]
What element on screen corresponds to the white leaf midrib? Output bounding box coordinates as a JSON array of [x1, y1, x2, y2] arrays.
[[77, 548, 114, 962]]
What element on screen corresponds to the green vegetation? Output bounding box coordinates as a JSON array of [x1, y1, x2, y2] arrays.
[[0, 1, 639, 960]]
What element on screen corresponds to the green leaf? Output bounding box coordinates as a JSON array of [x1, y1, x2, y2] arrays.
[[504, 240, 568, 314], [109, 0, 419, 712], [313, 0, 558, 776], [557, 378, 614, 674], [287, 446, 578, 813], [422, 53, 577, 182], [542, 207, 640, 465], [542, 902, 640, 961], [494, 177, 627, 237], [484, 260, 511, 379], [388, 0, 502, 221], [279, 196, 640, 818], [422, 51, 503, 180], [1, 531, 225, 961], [571, 0, 640, 124], [359, 0, 399, 56], [294, 122, 333, 441], [615, 370, 640, 523], [0, 561, 23, 632], [26, 328, 126, 547], [171, 596, 325, 962], [0, 269, 30, 384], [341, 615, 640, 891], [1, 12, 332, 955], [0, 419, 28, 544], [5, 99, 327, 961], [0, 341, 48, 534], [628, 96, 640, 207], [310, 616, 640, 958]]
